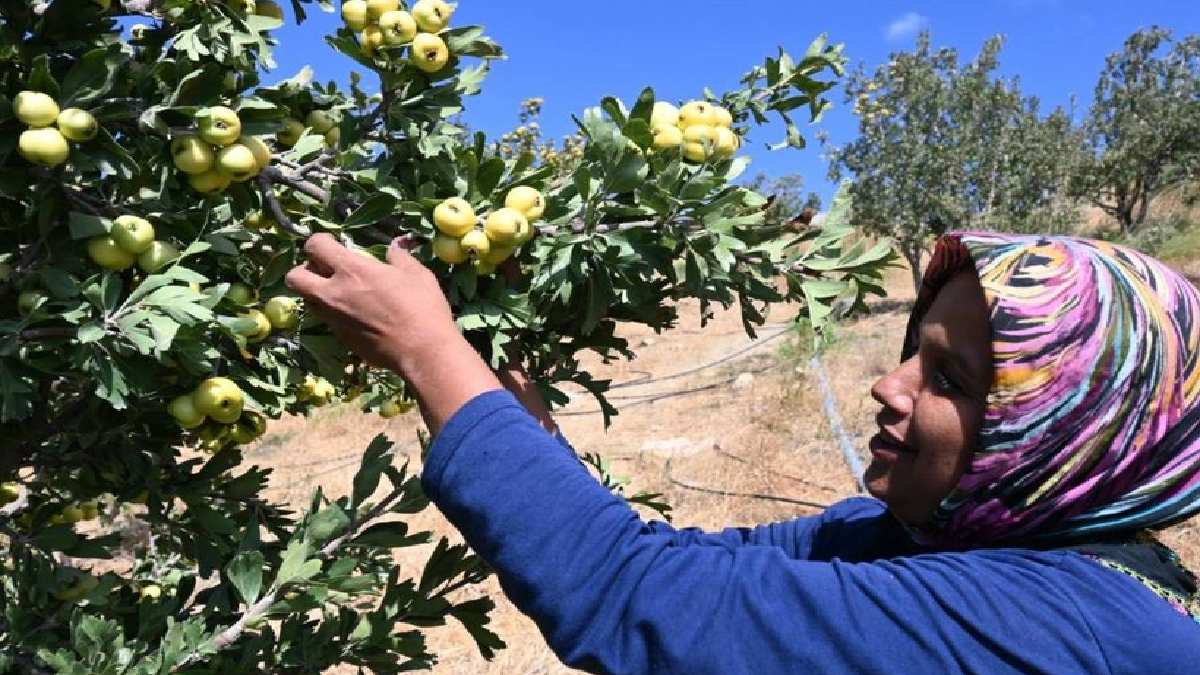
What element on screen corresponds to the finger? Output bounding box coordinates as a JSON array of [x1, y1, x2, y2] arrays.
[[386, 236, 421, 267], [395, 234, 420, 251], [285, 264, 329, 299], [304, 233, 354, 272]]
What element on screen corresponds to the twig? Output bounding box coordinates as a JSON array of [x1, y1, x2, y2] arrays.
[[19, 327, 79, 341], [260, 165, 330, 204], [256, 175, 311, 238]]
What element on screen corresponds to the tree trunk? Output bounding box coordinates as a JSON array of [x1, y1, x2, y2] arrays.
[[905, 245, 923, 295]]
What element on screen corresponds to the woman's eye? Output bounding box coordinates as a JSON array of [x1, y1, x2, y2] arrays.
[[933, 370, 959, 394]]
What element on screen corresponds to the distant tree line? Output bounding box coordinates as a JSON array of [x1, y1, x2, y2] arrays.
[[823, 27, 1200, 290]]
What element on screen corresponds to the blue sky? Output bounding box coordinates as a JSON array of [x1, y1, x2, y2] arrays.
[[268, 1, 1199, 205]]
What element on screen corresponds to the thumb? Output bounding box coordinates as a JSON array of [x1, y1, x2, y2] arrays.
[[387, 235, 419, 266]]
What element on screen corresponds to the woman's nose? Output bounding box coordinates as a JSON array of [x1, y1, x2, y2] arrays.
[[871, 357, 917, 417]]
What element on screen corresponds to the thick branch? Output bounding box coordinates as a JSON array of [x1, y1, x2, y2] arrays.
[[255, 175, 311, 238]]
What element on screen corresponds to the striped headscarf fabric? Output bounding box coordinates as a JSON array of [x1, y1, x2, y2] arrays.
[[903, 232, 1200, 547]]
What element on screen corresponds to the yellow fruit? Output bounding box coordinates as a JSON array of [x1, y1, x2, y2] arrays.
[[138, 241, 180, 273], [18, 127, 70, 167], [0, 482, 20, 505], [171, 136, 215, 174], [679, 100, 719, 129], [140, 584, 162, 601], [682, 124, 718, 163], [432, 234, 468, 264], [276, 118, 305, 147], [713, 127, 739, 159], [379, 398, 403, 418], [188, 169, 231, 194], [197, 106, 242, 146], [56, 108, 99, 142], [483, 208, 527, 246], [216, 143, 260, 182], [254, 0, 283, 20], [379, 10, 418, 45], [714, 106, 734, 128], [14, 91, 59, 127], [169, 394, 206, 428], [193, 377, 244, 424], [650, 101, 680, 129], [361, 25, 384, 56], [482, 244, 515, 265], [433, 197, 476, 237], [306, 109, 337, 134], [237, 309, 272, 342], [410, 33, 450, 73], [324, 127, 340, 148], [88, 236, 136, 271], [240, 135, 271, 170], [365, 0, 398, 21], [459, 229, 490, 259], [111, 215, 155, 254], [263, 296, 299, 330], [411, 0, 452, 32], [652, 125, 683, 150], [341, 0, 368, 30], [504, 186, 545, 221]]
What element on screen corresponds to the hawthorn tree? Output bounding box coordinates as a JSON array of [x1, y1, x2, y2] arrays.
[[0, 1, 892, 671], [1070, 26, 1200, 233], [826, 32, 1082, 290]]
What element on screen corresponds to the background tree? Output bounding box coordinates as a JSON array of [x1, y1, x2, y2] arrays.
[[1070, 26, 1200, 233], [826, 32, 1084, 290]]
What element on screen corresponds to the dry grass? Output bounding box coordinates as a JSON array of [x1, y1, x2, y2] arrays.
[[251, 253, 1200, 673]]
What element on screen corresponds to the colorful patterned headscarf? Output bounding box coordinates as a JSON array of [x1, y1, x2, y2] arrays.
[[904, 232, 1200, 547]]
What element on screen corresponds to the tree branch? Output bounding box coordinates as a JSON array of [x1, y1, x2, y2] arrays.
[[255, 175, 311, 238]]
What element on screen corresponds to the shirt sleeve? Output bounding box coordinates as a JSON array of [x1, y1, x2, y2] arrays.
[[422, 390, 1161, 675]]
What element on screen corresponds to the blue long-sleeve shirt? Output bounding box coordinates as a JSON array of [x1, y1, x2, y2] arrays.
[[421, 390, 1200, 674]]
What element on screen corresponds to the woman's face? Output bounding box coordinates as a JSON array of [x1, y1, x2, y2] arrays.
[[864, 271, 993, 526]]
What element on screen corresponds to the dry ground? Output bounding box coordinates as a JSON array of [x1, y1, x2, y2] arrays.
[[251, 256, 1200, 673]]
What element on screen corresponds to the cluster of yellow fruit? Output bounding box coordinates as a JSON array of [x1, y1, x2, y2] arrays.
[[169, 377, 268, 452], [650, 100, 740, 163], [86, 215, 181, 274], [13, 91, 99, 168], [341, 0, 454, 73], [276, 107, 342, 149], [170, 106, 272, 194], [298, 374, 338, 406], [232, 296, 300, 343], [431, 186, 545, 275]]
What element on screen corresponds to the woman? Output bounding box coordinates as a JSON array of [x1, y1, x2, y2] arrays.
[[286, 231, 1200, 674]]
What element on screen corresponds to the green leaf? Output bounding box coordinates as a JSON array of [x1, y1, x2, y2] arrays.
[[227, 551, 265, 606], [351, 521, 430, 548], [352, 435, 393, 509], [476, 157, 506, 197], [306, 504, 351, 545], [276, 540, 314, 586], [344, 193, 397, 228], [68, 212, 110, 240], [61, 46, 123, 107], [27, 55, 60, 99]]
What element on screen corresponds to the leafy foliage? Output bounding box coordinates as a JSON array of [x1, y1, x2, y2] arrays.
[[0, 0, 892, 671]]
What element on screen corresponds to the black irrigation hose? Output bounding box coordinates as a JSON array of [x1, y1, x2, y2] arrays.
[[607, 326, 794, 391], [665, 459, 830, 510], [714, 448, 847, 496]]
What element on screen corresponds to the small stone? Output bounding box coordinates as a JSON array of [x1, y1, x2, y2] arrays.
[[732, 373, 755, 390]]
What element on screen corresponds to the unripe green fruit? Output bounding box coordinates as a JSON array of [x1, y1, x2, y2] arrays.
[[504, 186, 545, 221], [433, 197, 476, 237], [197, 106, 242, 146], [432, 234, 468, 264], [56, 108, 99, 142], [244, 211, 275, 230], [169, 394, 206, 429], [17, 290, 46, 316], [19, 128, 70, 167], [171, 136, 216, 174], [276, 118, 304, 147], [88, 236, 136, 271], [138, 241, 180, 273], [193, 377, 245, 424], [305, 109, 337, 134], [111, 215, 155, 254], [324, 127, 341, 148], [14, 91, 60, 127], [410, 33, 450, 73], [226, 282, 258, 306], [216, 143, 260, 182]]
